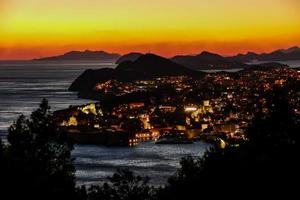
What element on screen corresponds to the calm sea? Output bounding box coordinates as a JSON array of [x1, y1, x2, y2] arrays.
[[0, 60, 114, 136], [0, 60, 209, 185]]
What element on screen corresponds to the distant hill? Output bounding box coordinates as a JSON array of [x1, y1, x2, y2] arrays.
[[228, 46, 300, 62], [69, 53, 205, 92], [115, 53, 197, 76], [171, 51, 247, 70], [115, 52, 143, 64], [34, 50, 121, 61]]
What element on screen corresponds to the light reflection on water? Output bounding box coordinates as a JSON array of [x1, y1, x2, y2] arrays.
[[73, 141, 210, 185]]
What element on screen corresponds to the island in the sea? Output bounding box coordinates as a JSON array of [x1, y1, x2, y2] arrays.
[[34, 50, 121, 61]]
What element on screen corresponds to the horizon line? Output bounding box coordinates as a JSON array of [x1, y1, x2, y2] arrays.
[[0, 45, 299, 61]]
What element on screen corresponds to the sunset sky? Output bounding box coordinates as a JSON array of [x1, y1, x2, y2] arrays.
[[1, 0, 300, 60]]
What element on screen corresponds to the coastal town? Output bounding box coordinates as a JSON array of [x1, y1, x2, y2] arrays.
[[2, 0, 300, 198], [53, 65, 300, 147]]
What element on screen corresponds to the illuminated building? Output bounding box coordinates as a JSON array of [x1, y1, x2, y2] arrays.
[[201, 124, 208, 131], [129, 102, 145, 109], [186, 117, 191, 125], [159, 105, 177, 112], [176, 125, 186, 131], [184, 106, 198, 112], [139, 114, 152, 129], [203, 100, 210, 107], [61, 116, 78, 127], [214, 124, 237, 133], [81, 103, 102, 116]]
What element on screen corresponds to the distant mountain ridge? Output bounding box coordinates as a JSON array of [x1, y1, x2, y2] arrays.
[[170, 47, 300, 70], [171, 51, 247, 70], [228, 46, 300, 62], [34, 46, 300, 70], [34, 50, 121, 61]]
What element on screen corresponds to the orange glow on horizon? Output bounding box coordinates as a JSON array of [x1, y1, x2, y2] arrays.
[[1, 0, 300, 60]]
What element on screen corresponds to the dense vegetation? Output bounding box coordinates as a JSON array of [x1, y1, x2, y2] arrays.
[[0, 87, 299, 199], [0, 99, 77, 200]]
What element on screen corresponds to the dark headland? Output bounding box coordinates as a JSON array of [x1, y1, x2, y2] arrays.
[[69, 53, 205, 93], [69, 52, 290, 100]]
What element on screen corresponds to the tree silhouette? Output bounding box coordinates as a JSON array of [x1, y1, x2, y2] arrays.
[[0, 138, 5, 194], [247, 89, 299, 152], [87, 169, 156, 200], [3, 99, 77, 200]]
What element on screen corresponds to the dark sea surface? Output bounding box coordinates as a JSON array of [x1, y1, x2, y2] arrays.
[[0, 60, 209, 185], [0, 60, 115, 136], [74, 142, 209, 185]]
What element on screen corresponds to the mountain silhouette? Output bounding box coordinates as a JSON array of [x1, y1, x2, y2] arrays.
[[279, 46, 300, 54], [115, 52, 144, 64], [116, 53, 196, 76], [171, 51, 247, 70], [69, 53, 204, 92], [34, 50, 121, 61], [34, 46, 300, 63], [228, 46, 300, 62]]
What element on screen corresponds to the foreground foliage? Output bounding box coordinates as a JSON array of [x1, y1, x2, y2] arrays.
[[87, 169, 156, 200], [0, 99, 76, 200]]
